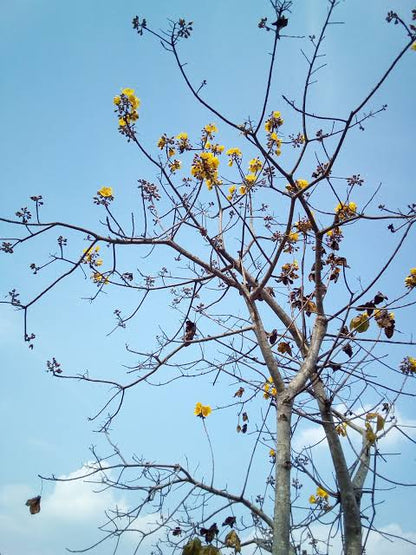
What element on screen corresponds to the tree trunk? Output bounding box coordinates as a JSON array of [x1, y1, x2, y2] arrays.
[[272, 394, 293, 554], [313, 377, 362, 554]]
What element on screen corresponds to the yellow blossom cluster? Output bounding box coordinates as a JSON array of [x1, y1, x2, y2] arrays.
[[412, 42, 416, 51], [98, 186, 113, 198], [404, 267, 416, 289], [176, 132, 192, 153], [295, 216, 314, 233], [286, 179, 308, 194], [194, 402, 212, 418], [265, 111, 284, 156], [82, 245, 103, 267], [263, 377, 276, 399], [248, 157, 263, 174], [309, 486, 329, 505], [91, 271, 109, 285], [169, 159, 182, 173], [400, 356, 416, 374], [336, 422, 347, 437], [203, 123, 218, 138], [205, 142, 225, 155], [226, 147, 242, 167], [335, 201, 357, 220], [264, 110, 284, 133], [191, 151, 220, 190], [114, 88, 140, 128]]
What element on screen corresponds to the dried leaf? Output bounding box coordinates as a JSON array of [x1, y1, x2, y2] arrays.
[[222, 516, 236, 528], [269, 329, 278, 345], [200, 523, 218, 543], [225, 529, 242, 552], [342, 343, 353, 357], [376, 414, 385, 431], [233, 387, 244, 398], [350, 314, 370, 333], [25, 496, 41, 515], [182, 537, 202, 555], [184, 320, 196, 342]]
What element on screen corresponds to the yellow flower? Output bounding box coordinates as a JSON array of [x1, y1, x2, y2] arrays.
[[411, 42, 416, 51], [226, 147, 242, 166], [98, 186, 113, 198], [249, 158, 263, 174], [269, 448, 276, 458], [409, 357, 416, 370], [129, 95, 140, 110], [309, 495, 317, 504], [245, 174, 257, 185], [286, 179, 308, 193], [113, 95, 121, 105], [316, 487, 329, 499], [169, 159, 181, 172], [91, 272, 109, 284], [263, 377, 277, 399], [404, 267, 416, 288], [176, 132, 188, 140], [336, 422, 347, 437], [335, 202, 357, 220], [118, 117, 127, 127], [239, 185, 247, 195], [121, 87, 135, 96], [264, 111, 284, 134], [210, 143, 225, 155], [95, 259, 103, 267], [191, 152, 220, 183], [194, 402, 212, 418], [288, 231, 299, 242], [228, 185, 236, 195], [204, 123, 218, 135], [157, 136, 167, 149]]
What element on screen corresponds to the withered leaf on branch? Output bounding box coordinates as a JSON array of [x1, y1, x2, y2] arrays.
[[172, 526, 182, 536], [200, 523, 219, 543], [355, 301, 376, 316], [25, 496, 41, 515], [342, 343, 353, 358], [277, 341, 292, 356], [269, 328, 278, 345], [200, 546, 221, 555], [222, 516, 236, 527], [237, 423, 248, 433], [350, 313, 370, 333], [233, 387, 244, 398], [184, 320, 196, 343], [374, 291, 388, 305], [271, 16, 288, 30], [225, 529, 242, 552], [182, 537, 202, 555], [242, 412, 248, 422]]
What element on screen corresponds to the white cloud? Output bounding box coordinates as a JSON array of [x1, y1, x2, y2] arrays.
[[0, 464, 147, 555], [293, 522, 416, 555]]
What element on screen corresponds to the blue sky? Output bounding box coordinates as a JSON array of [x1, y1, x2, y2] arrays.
[[1, 1, 416, 554]]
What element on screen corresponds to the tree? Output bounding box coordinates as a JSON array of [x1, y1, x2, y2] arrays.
[[1, 1, 416, 554]]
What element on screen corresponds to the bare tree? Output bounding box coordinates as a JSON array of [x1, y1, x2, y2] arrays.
[[2, 2, 416, 554]]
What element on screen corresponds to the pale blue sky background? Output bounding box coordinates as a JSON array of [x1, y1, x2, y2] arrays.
[[1, 1, 416, 554]]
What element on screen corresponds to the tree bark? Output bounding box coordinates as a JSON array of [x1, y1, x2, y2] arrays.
[[272, 394, 293, 554], [313, 377, 362, 554]]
